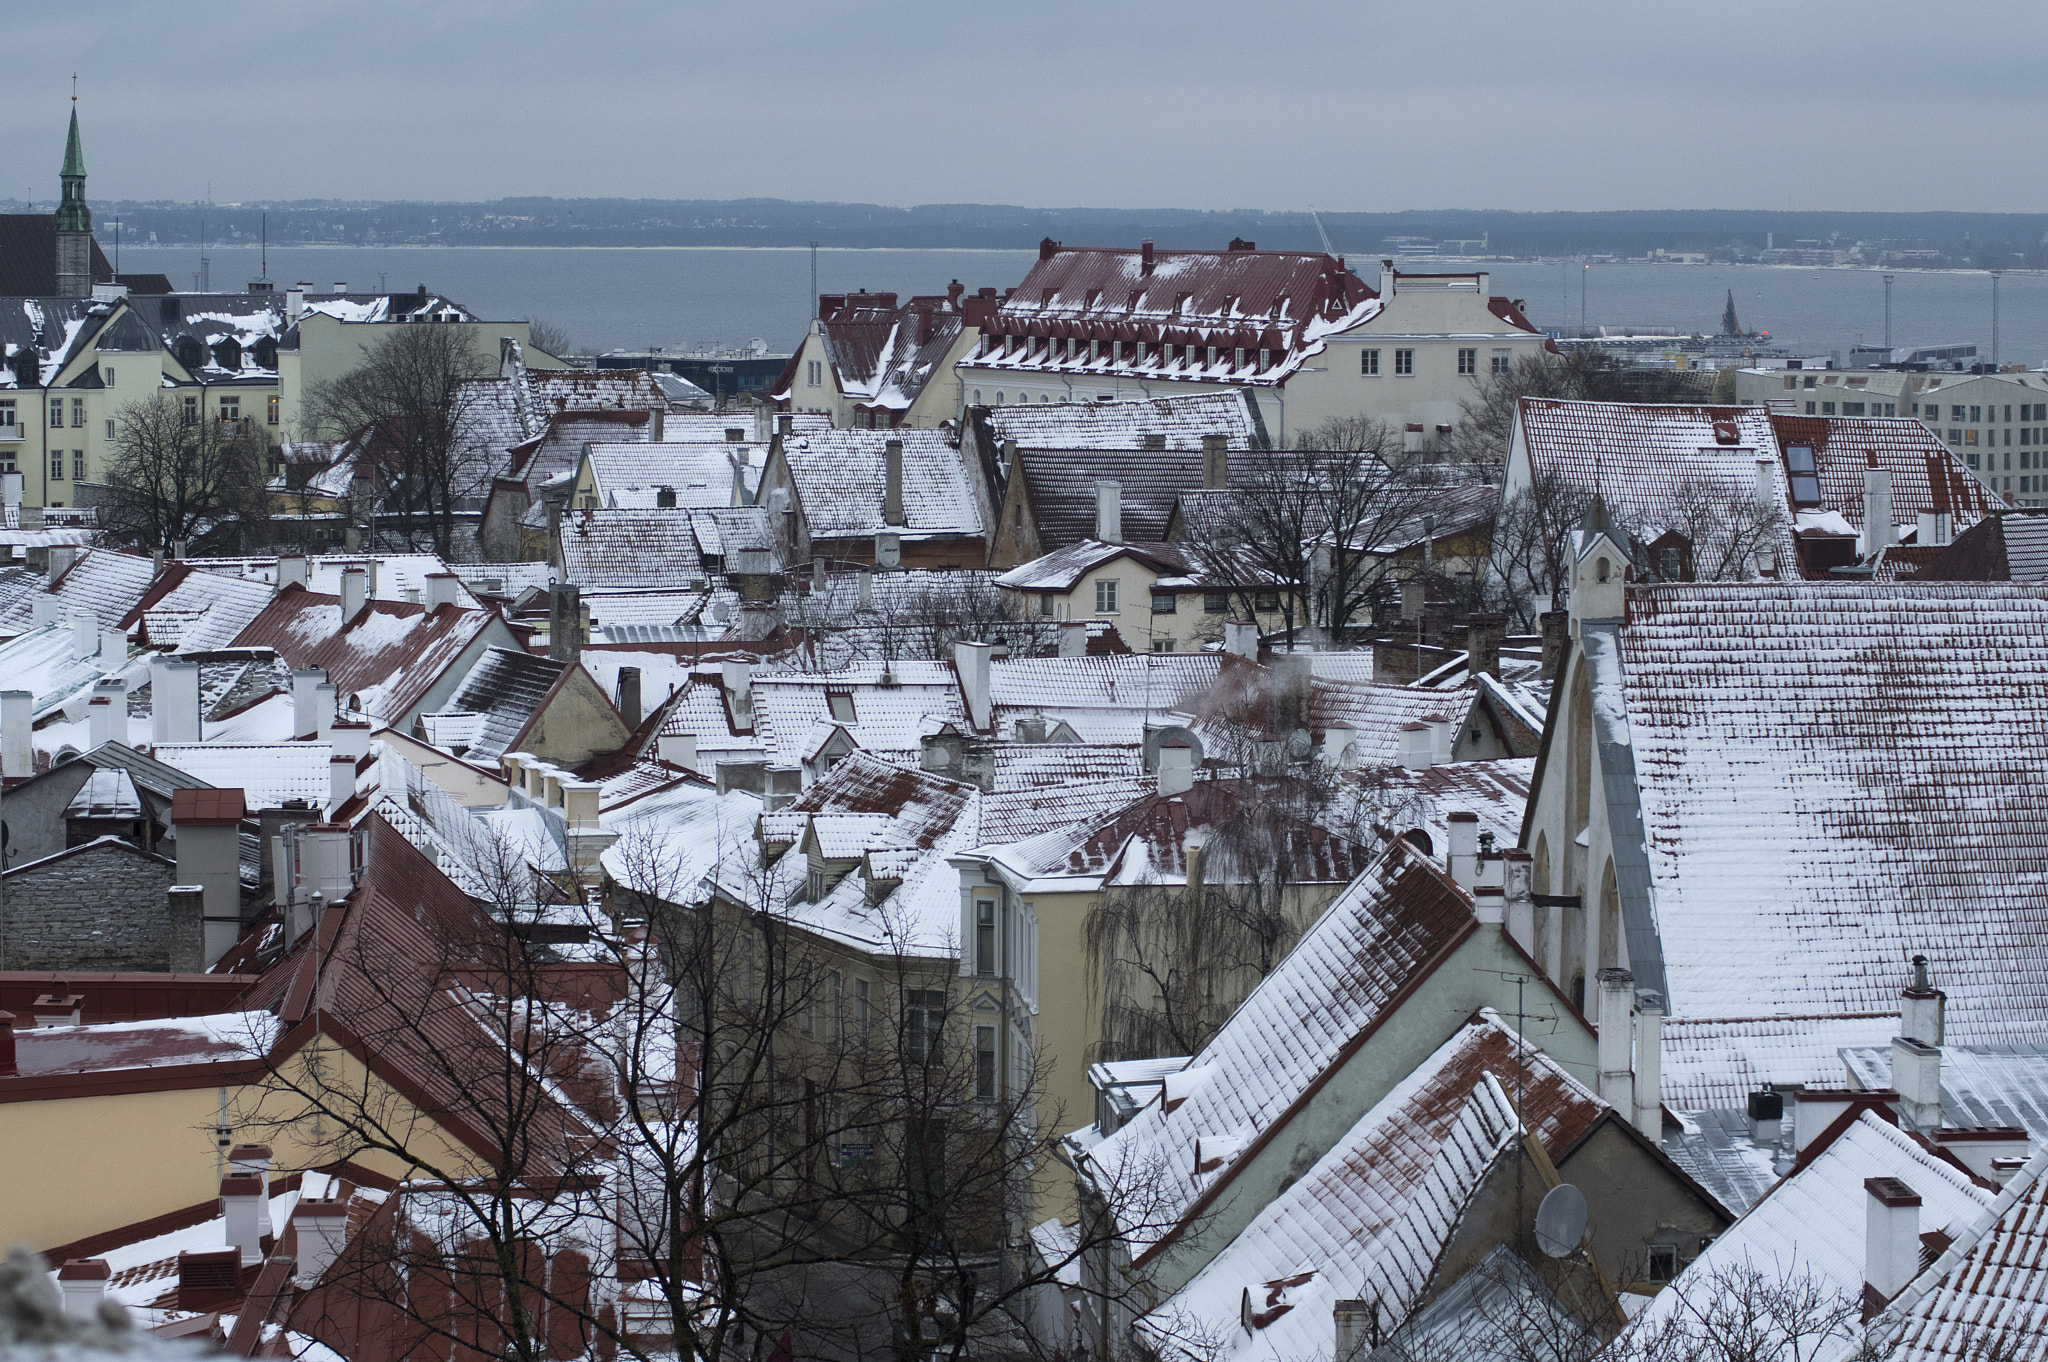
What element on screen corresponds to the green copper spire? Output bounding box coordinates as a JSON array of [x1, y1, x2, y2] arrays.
[[55, 104, 90, 234]]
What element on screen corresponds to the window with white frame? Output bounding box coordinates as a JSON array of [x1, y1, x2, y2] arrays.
[[1492, 349, 1511, 375], [904, 988, 946, 1062], [1457, 348, 1477, 375], [974, 897, 997, 976], [1095, 578, 1118, 614], [1360, 349, 1379, 376], [1394, 349, 1414, 375]]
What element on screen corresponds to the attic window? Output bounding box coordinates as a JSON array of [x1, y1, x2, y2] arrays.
[[1785, 444, 1821, 505], [827, 692, 856, 723]]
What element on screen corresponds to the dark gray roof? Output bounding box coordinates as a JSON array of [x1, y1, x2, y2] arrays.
[[1842, 1043, 2048, 1138], [1018, 448, 1206, 550], [443, 646, 570, 760], [1661, 1106, 1786, 1218], [0, 216, 112, 295], [84, 740, 218, 800]]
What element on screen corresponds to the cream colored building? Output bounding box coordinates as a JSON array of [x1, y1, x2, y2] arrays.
[[773, 287, 987, 429]]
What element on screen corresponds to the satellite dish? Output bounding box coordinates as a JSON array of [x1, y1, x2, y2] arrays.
[[1534, 1183, 1588, 1258]]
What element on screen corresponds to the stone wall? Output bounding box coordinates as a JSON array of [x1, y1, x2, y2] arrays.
[[2, 838, 178, 971]]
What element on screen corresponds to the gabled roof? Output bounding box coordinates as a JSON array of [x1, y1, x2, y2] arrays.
[[809, 292, 968, 413], [583, 439, 748, 509], [1878, 1152, 2048, 1361], [157, 746, 327, 811], [442, 647, 571, 760], [1767, 412, 1992, 533], [227, 587, 504, 722], [1604, 582, 2048, 1060], [994, 539, 1187, 592], [1629, 1112, 1992, 1345], [1919, 509, 2048, 582], [967, 243, 1378, 390], [1138, 1013, 1605, 1362], [556, 508, 716, 589], [1842, 1043, 2048, 1139], [0, 548, 155, 636], [778, 429, 985, 540], [1085, 841, 1476, 1257], [1014, 447, 1218, 551]]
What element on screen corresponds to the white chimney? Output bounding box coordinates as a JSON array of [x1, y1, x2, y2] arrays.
[[329, 755, 357, 817], [1755, 456, 1775, 506], [277, 553, 308, 591], [1426, 712, 1455, 765], [100, 627, 126, 664], [87, 696, 113, 748], [1094, 479, 1123, 544], [315, 683, 338, 741], [955, 639, 992, 731], [1473, 885, 1505, 925], [1596, 967, 1636, 1113], [291, 1193, 349, 1287], [152, 660, 201, 746], [424, 572, 459, 611], [858, 571, 874, 610], [329, 720, 371, 763], [1321, 722, 1357, 770], [1157, 739, 1194, 796], [1863, 469, 1895, 554], [1901, 955, 1946, 1046], [56, 1260, 112, 1321], [31, 597, 59, 628], [1446, 811, 1480, 889], [1, 689, 31, 778], [1380, 259, 1397, 296], [1633, 992, 1664, 1139], [719, 661, 753, 725], [220, 1171, 268, 1266], [286, 285, 305, 322], [1398, 721, 1433, 771], [657, 733, 698, 769], [1893, 1036, 1943, 1129], [68, 612, 94, 659], [1059, 620, 1087, 657], [292, 668, 327, 740], [1223, 619, 1259, 660], [1864, 1177, 1922, 1306], [306, 825, 354, 904], [49, 545, 77, 578], [1502, 850, 1535, 952], [340, 567, 368, 620]]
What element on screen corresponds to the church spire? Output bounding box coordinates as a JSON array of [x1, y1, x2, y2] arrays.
[[56, 100, 90, 233]]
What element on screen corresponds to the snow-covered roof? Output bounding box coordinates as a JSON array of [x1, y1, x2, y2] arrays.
[[190, 553, 479, 608], [994, 539, 1187, 592], [228, 589, 506, 723], [555, 507, 750, 589], [1878, 1152, 2048, 1361], [778, 429, 984, 540], [1628, 1111, 1992, 1345], [1660, 1012, 1899, 1113], [0, 548, 155, 636], [983, 391, 1265, 452], [583, 439, 751, 509], [1136, 1013, 1605, 1362], [1085, 840, 1475, 1255], [963, 244, 1379, 391], [441, 647, 571, 760], [1608, 583, 2048, 1057], [151, 742, 334, 810], [1842, 1043, 2048, 1139]]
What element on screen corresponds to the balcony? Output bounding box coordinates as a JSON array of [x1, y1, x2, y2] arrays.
[[0, 425, 21, 442]]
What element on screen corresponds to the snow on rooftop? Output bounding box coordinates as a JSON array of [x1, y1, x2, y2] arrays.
[[151, 742, 333, 810]]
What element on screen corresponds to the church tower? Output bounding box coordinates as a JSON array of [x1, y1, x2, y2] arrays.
[[54, 103, 92, 298]]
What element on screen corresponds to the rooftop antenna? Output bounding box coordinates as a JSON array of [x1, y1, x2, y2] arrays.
[[1309, 207, 1335, 256]]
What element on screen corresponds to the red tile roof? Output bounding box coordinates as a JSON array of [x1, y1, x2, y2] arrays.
[[226, 585, 506, 723], [170, 787, 245, 826]]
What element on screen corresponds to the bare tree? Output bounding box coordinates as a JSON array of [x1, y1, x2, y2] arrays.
[[94, 393, 270, 553], [1451, 352, 1717, 480], [1488, 470, 1598, 628], [524, 317, 573, 359], [305, 323, 498, 557], [1630, 477, 1788, 583]]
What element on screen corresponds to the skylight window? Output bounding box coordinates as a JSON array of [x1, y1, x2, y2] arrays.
[[1785, 443, 1821, 505], [827, 692, 857, 723]]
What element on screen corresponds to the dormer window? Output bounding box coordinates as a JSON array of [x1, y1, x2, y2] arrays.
[[807, 865, 826, 902], [1785, 444, 1821, 505]]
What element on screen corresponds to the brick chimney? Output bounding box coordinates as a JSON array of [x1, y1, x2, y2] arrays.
[[1202, 433, 1228, 490], [150, 658, 201, 745], [883, 439, 905, 527], [291, 1190, 349, 1287], [1466, 613, 1507, 680], [277, 553, 308, 591], [1901, 954, 1945, 1045], [1140, 240, 1155, 276], [291, 668, 327, 741], [424, 572, 459, 611]]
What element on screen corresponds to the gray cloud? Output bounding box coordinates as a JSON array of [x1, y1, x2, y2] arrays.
[[10, 0, 2045, 212]]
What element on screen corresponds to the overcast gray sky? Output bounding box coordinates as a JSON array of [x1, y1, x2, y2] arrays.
[[14, 0, 2044, 213]]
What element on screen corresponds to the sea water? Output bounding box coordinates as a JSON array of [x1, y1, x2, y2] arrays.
[[110, 244, 2048, 368]]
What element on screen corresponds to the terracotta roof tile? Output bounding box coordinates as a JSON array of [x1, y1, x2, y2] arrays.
[[170, 787, 244, 825]]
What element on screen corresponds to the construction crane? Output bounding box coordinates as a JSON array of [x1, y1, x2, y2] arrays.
[[1309, 207, 1336, 256]]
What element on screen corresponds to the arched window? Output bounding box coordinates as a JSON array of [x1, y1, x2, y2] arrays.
[[972, 389, 981, 404], [1401, 829, 1434, 857], [1596, 556, 1611, 583], [995, 391, 1005, 404]]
